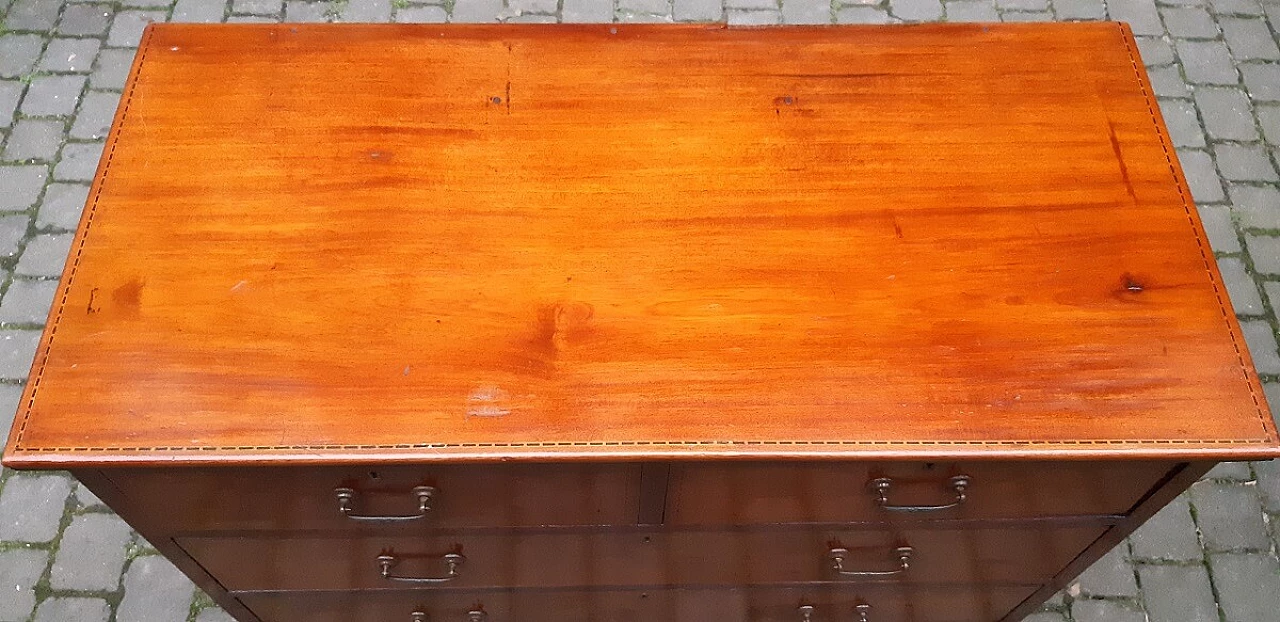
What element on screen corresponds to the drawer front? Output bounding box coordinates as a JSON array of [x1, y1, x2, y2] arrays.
[[667, 461, 1175, 525], [181, 523, 1105, 591], [107, 464, 641, 532], [237, 585, 1038, 622]]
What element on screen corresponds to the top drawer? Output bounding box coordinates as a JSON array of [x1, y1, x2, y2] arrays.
[[666, 461, 1176, 525], [106, 463, 641, 534]]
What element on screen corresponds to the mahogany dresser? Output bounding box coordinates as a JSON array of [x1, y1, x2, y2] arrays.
[[4, 23, 1279, 622]]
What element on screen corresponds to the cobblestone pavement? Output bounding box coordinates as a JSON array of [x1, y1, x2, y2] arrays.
[[0, 0, 1279, 620]]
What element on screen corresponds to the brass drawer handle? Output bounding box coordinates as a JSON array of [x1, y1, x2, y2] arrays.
[[798, 603, 871, 621], [377, 552, 465, 583], [410, 609, 486, 621], [869, 475, 970, 512], [334, 485, 437, 522], [828, 546, 913, 577]]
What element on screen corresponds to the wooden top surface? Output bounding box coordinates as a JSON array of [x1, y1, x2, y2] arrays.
[[5, 23, 1278, 468]]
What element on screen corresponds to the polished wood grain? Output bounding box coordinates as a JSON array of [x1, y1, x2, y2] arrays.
[[4, 23, 1277, 468], [105, 464, 642, 533], [666, 461, 1175, 525], [178, 522, 1106, 590], [237, 585, 1038, 622]]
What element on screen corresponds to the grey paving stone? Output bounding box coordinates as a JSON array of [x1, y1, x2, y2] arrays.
[[996, 0, 1046, 9], [1192, 479, 1274, 550], [49, 513, 134, 591], [1022, 613, 1066, 622], [505, 12, 558, 21], [70, 91, 120, 141], [38, 38, 101, 74], [1137, 563, 1219, 622], [1195, 88, 1258, 141], [450, 0, 502, 21], [91, 48, 137, 91], [1071, 599, 1146, 622], [1230, 184, 1280, 228], [0, 165, 48, 211], [0, 215, 28, 258], [37, 183, 89, 230], [1148, 65, 1190, 97], [1241, 64, 1280, 101], [836, 6, 893, 22], [0, 330, 41, 379], [0, 383, 21, 440], [283, 0, 328, 21], [1162, 7, 1219, 37], [1247, 236, 1280, 274], [16, 233, 74, 277], [1217, 144, 1280, 181], [1219, 258, 1265, 315], [108, 10, 167, 48], [999, 10, 1050, 19], [1054, 0, 1105, 19], [945, 0, 999, 20], [224, 14, 275, 21], [507, 0, 558, 12], [0, 81, 22, 129], [1074, 544, 1139, 596], [6, 0, 63, 30], [1209, 0, 1263, 16], [1199, 203, 1242, 253], [173, 0, 227, 22], [1221, 17, 1280, 60], [0, 279, 59, 324], [0, 35, 46, 80], [339, 0, 392, 21], [1257, 105, 1280, 145], [1177, 149, 1226, 202], [0, 473, 71, 543], [1205, 461, 1254, 480], [117, 556, 196, 622], [892, 0, 943, 19], [1266, 382, 1280, 430], [616, 11, 671, 20], [75, 482, 105, 508], [564, 0, 615, 21], [1130, 494, 1206, 561], [0, 548, 47, 622], [1108, 0, 1164, 35], [58, 3, 115, 35], [196, 609, 237, 622], [233, 0, 283, 14], [1159, 99, 1206, 148], [782, 0, 830, 22], [1255, 459, 1280, 513], [20, 75, 85, 117], [1136, 36, 1175, 66], [624, 0, 673, 11], [54, 142, 103, 181], [1240, 318, 1280, 373], [122, 0, 173, 7], [1179, 40, 1240, 84], [32, 597, 110, 622], [727, 9, 783, 22], [394, 4, 448, 21], [3, 119, 64, 162], [1208, 552, 1280, 622]]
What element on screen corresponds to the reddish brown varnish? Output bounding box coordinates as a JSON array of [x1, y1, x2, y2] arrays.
[[3, 23, 1277, 467]]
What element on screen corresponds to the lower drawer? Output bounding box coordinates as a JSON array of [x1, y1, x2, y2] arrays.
[[181, 522, 1106, 591], [236, 584, 1039, 622]]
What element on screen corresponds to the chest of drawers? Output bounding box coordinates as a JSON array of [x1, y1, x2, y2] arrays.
[[5, 23, 1278, 622]]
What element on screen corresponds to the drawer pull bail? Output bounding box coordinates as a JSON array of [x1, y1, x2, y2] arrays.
[[376, 552, 465, 583], [869, 475, 970, 512], [828, 546, 913, 577], [855, 603, 872, 622], [334, 485, 437, 522]]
